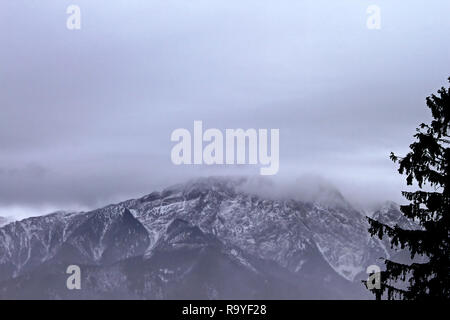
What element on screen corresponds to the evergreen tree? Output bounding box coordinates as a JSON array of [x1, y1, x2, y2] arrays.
[[367, 78, 450, 300]]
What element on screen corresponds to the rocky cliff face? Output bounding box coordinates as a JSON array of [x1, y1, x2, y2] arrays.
[[0, 177, 407, 299]]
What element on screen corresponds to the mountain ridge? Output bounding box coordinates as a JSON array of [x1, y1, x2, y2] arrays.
[[0, 176, 409, 299]]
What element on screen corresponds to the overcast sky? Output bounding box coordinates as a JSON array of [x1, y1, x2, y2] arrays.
[[1, 0, 449, 218]]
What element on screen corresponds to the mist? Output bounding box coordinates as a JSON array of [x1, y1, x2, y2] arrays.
[[1, 0, 450, 218]]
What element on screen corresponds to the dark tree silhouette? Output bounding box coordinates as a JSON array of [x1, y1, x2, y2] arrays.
[[367, 78, 450, 300]]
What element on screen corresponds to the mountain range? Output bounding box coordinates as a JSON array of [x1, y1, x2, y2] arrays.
[[0, 177, 413, 299]]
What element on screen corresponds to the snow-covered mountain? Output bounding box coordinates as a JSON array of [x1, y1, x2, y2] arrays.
[[0, 177, 407, 299]]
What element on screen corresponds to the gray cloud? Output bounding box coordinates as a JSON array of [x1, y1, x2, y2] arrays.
[[1, 0, 449, 216]]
